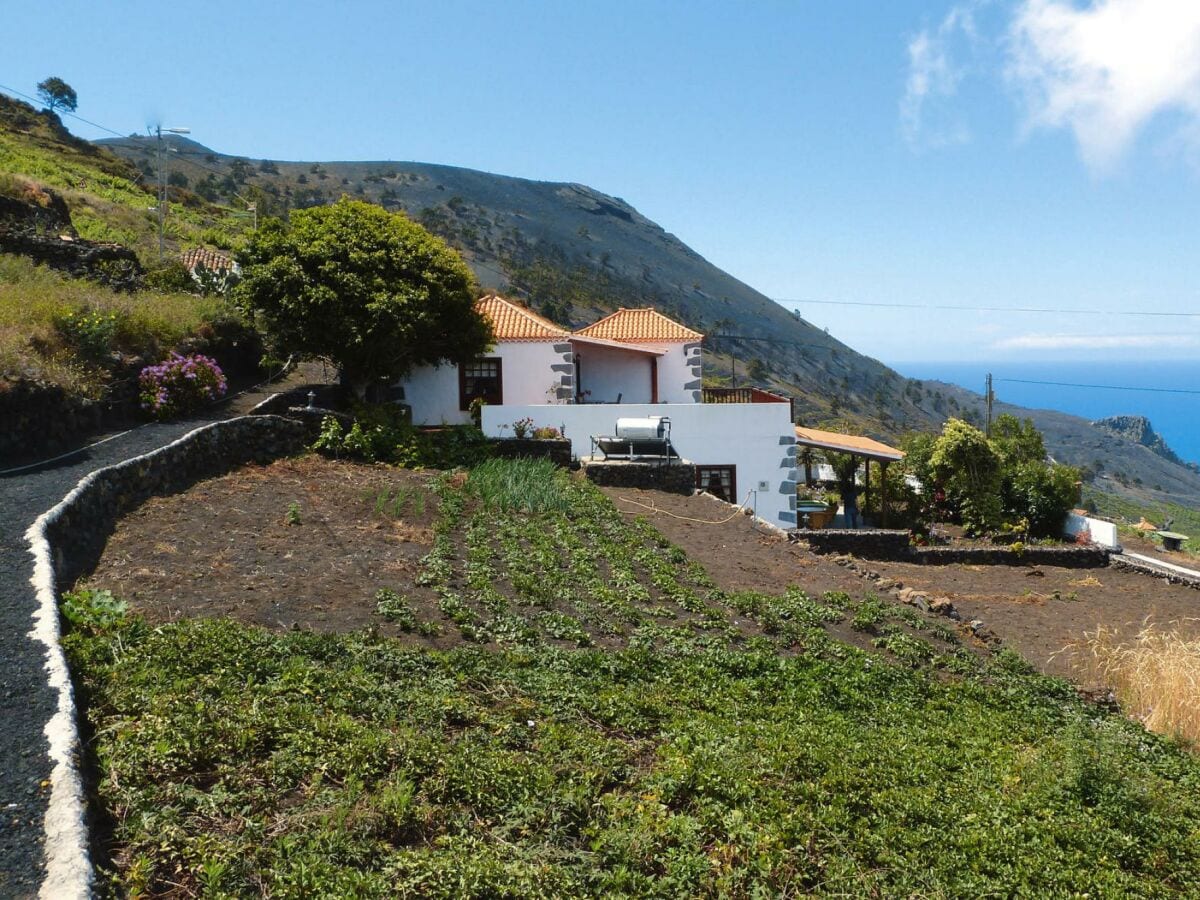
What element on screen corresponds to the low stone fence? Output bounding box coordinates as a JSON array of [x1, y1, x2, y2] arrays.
[[490, 437, 573, 468], [1111, 554, 1200, 590], [43, 415, 309, 588], [796, 528, 1109, 567], [580, 458, 696, 494], [799, 529, 913, 558], [25, 412, 310, 898], [916, 545, 1108, 568]]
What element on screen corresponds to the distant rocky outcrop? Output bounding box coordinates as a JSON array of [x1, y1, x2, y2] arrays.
[[1092, 415, 1191, 469], [0, 184, 142, 289]]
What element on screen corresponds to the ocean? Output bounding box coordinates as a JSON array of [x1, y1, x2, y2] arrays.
[[890, 360, 1200, 468]]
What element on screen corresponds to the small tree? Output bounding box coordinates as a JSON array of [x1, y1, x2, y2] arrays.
[[1001, 461, 1080, 538], [37, 77, 77, 114], [930, 418, 1002, 535], [236, 197, 490, 399]]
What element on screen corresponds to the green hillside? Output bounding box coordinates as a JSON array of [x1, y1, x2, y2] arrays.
[[0, 93, 250, 260], [3, 88, 1197, 516]]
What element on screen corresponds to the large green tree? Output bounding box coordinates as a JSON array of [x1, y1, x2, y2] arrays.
[[37, 76, 77, 114], [236, 197, 491, 398]]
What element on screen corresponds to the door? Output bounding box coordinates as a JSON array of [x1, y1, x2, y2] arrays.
[[696, 465, 737, 504]]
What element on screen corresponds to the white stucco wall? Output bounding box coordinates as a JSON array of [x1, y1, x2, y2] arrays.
[[1065, 512, 1121, 550], [399, 340, 572, 426], [576, 345, 655, 403], [655, 341, 702, 403], [483, 401, 799, 528]]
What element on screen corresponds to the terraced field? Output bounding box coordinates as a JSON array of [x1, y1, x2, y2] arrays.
[[65, 458, 1200, 897]]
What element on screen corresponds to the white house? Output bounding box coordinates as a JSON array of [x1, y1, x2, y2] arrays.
[[399, 295, 573, 426], [398, 294, 800, 528], [398, 296, 703, 425]]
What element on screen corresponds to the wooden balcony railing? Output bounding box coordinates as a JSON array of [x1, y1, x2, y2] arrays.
[[701, 387, 794, 421]]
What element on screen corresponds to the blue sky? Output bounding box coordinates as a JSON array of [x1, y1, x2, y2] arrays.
[[5, 0, 1199, 365]]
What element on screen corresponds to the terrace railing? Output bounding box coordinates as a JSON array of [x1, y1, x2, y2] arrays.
[[702, 387, 794, 421]]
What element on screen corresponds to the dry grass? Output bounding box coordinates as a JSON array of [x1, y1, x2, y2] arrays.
[[1066, 619, 1200, 747]]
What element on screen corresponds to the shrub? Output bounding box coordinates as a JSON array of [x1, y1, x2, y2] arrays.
[[1001, 460, 1080, 538], [52, 307, 119, 362], [138, 352, 227, 419], [312, 404, 492, 469], [929, 419, 1002, 535]]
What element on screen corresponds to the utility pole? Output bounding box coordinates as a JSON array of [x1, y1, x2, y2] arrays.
[[155, 125, 191, 261], [985, 372, 994, 436]]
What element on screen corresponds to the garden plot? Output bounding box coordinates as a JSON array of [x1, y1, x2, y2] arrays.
[[85, 455, 948, 660], [63, 457, 1200, 896]]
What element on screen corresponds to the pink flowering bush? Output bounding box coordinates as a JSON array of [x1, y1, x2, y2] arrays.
[[139, 353, 227, 420]]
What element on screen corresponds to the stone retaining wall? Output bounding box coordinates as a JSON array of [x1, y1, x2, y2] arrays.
[[797, 528, 1108, 567], [917, 546, 1109, 568], [44, 415, 309, 588], [580, 458, 696, 494], [1111, 554, 1200, 589], [25, 412, 310, 899], [799, 529, 913, 558]]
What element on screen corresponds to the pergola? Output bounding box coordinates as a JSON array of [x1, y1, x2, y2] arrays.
[[794, 426, 905, 528]]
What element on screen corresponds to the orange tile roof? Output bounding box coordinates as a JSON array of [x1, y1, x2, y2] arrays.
[[574, 308, 703, 343], [477, 294, 571, 342], [794, 426, 905, 461], [181, 247, 237, 273]]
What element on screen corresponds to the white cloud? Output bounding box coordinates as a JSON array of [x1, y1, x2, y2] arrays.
[[994, 332, 1200, 350], [901, 5, 980, 147], [1008, 0, 1200, 171]]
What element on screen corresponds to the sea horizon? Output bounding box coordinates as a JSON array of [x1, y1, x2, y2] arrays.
[[888, 359, 1200, 468]]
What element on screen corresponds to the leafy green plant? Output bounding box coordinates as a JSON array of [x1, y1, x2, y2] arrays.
[[284, 502, 301, 526], [61, 588, 127, 635], [374, 588, 417, 631]]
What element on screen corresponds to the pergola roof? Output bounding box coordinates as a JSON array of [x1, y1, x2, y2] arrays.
[[794, 426, 904, 463], [569, 334, 664, 356]]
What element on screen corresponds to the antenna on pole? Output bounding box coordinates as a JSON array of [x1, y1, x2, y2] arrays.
[[155, 125, 191, 261]]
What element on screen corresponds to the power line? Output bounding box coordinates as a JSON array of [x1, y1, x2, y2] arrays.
[[778, 298, 1200, 318], [999, 377, 1200, 396]]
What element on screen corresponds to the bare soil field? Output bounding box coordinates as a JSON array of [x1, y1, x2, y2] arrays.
[[84, 456, 451, 644]]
